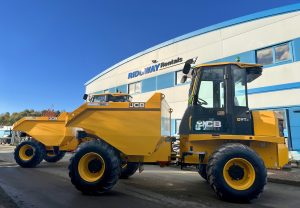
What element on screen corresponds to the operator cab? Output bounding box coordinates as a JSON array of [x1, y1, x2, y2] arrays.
[[179, 62, 262, 136], [83, 93, 132, 103]]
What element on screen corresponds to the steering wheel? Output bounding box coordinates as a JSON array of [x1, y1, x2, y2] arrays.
[[197, 98, 208, 106]]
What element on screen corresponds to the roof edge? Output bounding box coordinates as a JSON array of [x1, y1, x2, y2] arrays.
[[85, 3, 300, 86]]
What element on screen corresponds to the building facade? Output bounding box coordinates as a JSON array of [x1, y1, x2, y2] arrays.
[[85, 4, 300, 155]]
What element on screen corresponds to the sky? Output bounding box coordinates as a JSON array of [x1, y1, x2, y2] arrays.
[[0, 0, 299, 114]]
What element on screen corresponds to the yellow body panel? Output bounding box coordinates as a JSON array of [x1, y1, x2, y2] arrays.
[[188, 134, 285, 143], [180, 109, 288, 169], [67, 93, 171, 158], [277, 143, 289, 167], [181, 139, 288, 169], [143, 139, 171, 162], [252, 111, 281, 137], [13, 113, 77, 150]]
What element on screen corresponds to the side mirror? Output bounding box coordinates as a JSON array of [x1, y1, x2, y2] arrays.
[[83, 94, 88, 100], [180, 75, 187, 83], [182, 58, 197, 74], [182, 62, 191, 75]]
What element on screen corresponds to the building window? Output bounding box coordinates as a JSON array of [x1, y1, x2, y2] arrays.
[[175, 70, 191, 85], [256, 42, 291, 66], [175, 119, 181, 135], [128, 81, 141, 94], [104, 89, 109, 93], [256, 47, 273, 65], [274, 44, 291, 62]]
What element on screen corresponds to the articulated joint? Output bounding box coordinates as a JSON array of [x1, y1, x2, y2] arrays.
[[76, 131, 87, 140], [181, 151, 206, 169]]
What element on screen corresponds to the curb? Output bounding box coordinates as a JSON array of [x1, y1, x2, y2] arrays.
[[268, 177, 300, 187]]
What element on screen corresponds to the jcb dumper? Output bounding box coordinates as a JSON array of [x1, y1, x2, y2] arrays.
[[13, 112, 77, 167], [66, 62, 288, 202], [13, 93, 133, 168]]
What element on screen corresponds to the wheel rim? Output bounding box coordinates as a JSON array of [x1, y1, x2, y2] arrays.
[[78, 152, 106, 182], [19, 144, 34, 161], [223, 158, 255, 190]]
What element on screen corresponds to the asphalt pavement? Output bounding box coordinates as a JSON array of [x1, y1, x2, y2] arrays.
[[0, 145, 300, 208]]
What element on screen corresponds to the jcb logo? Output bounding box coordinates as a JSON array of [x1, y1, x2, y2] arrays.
[[129, 102, 145, 108], [195, 120, 221, 131]]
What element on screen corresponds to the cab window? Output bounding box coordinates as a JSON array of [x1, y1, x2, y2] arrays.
[[197, 67, 225, 108], [93, 95, 106, 102], [233, 66, 247, 107]]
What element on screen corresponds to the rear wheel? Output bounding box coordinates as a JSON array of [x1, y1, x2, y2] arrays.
[[14, 140, 45, 168], [120, 162, 139, 179], [68, 140, 121, 194], [44, 151, 66, 163], [207, 143, 267, 202], [198, 164, 207, 180]]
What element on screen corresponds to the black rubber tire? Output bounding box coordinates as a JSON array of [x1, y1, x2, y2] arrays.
[[44, 151, 66, 163], [14, 140, 46, 168], [206, 143, 267, 202], [68, 140, 121, 195], [120, 162, 139, 179], [198, 164, 207, 180]]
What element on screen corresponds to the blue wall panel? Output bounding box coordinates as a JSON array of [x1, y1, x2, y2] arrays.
[[248, 82, 300, 95], [108, 87, 116, 93], [289, 107, 300, 151], [157, 72, 174, 90], [116, 84, 128, 93], [142, 77, 156, 93], [293, 38, 300, 62], [93, 90, 104, 94]]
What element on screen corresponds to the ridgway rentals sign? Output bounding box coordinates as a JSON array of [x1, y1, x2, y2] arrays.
[[127, 57, 183, 79]]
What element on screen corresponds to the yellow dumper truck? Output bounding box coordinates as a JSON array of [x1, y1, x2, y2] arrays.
[[12, 94, 134, 168], [13, 62, 288, 202]]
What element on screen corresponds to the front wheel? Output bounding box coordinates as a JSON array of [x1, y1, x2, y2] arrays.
[[207, 143, 267, 202], [14, 140, 45, 168], [68, 140, 121, 194]]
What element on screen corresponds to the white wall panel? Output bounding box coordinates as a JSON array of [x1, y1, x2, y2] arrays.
[[249, 88, 300, 109], [249, 62, 300, 89], [222, 13, 300, 56]]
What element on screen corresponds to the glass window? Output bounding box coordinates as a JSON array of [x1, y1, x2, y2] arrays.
[[256, 42, 292, 66], [135, 82, 141, 93], [175, 70, 191, 85], [93, 95, 106, 102], [104, 89, 109, 93], [256, 47, 273, 65], [128, 82, 141, 94], [233, 67, 247, 107], [129, 84, 135, 94], [197, 67, 225, 108], [175, 119, 181, 135], [198, 81, 214, 107], [275, 43, 290, 62]]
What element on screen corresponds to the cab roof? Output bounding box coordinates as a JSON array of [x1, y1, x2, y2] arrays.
[[193, 62, 262, 69], [91, 92, 130, 97]]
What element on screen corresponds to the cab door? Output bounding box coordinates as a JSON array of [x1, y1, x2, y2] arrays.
[[229, 65, 253, 135], [190, 66, 229, 134]]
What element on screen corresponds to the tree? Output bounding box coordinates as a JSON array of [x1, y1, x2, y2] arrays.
[[0, 109, 61, 126]]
